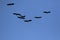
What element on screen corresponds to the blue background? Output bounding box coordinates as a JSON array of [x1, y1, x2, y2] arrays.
[[0, 0, 60, 40]]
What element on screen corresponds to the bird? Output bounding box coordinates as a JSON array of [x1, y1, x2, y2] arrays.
[[24, 20, 32, 22], [13, 13, 21, 16], [17, 16, 25, 19], [13, 13, 26, 17], [13, 13, 26, 19], [43, 11, 51, 14], [34, 16, 42, 18], [7, 3, 14, 6]]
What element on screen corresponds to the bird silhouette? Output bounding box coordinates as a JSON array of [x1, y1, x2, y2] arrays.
[[13, 13, 26, 19], [43, 11, 51, 14], [17, 16, 25, 19], [24, 20, 32, 22], [34, 16, 42, 18], [7, 3, 14, 6]]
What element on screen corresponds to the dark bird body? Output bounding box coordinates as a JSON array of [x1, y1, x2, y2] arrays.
[[43, 11, 51, 13], [17, 17, 25, 19], [34, 16, 42, 18], [24, 20, 32, 22], [13, 13, 26, 19], [13, 13, 21, 16], [13, 13, 25, 17], [7, 3, 14, 6]]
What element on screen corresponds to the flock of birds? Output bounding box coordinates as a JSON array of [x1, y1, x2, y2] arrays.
[[7, 3, 51, 22]]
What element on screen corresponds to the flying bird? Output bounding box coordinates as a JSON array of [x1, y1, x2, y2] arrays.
[[13, 13, 26, 19], [7, 3, 14, 6], [13, 13, 25, 17], [24, 20, 32, 22], [17, 16, 25, 19], [13, 13, 21, 15], [43, 11, 51, 14], [34, 16, 42, 18]]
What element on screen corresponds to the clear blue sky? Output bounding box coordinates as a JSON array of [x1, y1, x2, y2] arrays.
[[0, 0, 60, 40]]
